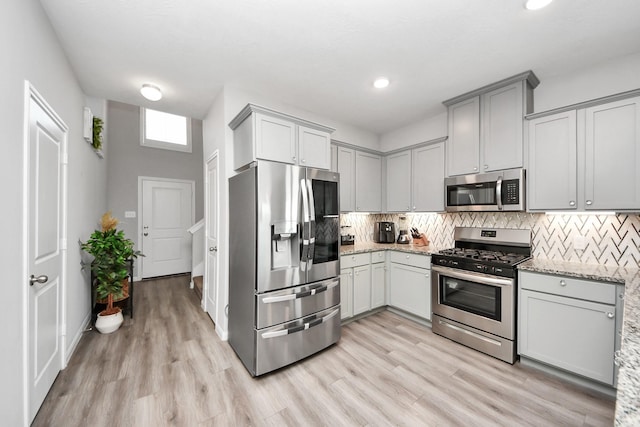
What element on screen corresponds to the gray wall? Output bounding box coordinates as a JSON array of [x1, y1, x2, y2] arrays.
[[106, 101, 204, 277], [0, 1, 108, 424]]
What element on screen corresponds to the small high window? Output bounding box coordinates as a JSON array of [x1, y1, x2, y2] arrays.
[[140, 108, 192, 153]]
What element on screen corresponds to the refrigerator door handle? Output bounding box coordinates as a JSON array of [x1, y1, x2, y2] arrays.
[[260, 307, 340, 339], [306, 179, 316, 269], [300, 179, 310, 264]]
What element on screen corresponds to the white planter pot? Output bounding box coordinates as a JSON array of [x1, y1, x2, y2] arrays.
[[95, 311, 124, 334]]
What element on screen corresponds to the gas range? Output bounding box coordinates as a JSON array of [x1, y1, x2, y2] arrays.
[[432, 228, 532, 278], [431, 226, 532, 364]]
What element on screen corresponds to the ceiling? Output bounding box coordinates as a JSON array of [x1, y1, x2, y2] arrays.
[[39, 0, 640, 135]]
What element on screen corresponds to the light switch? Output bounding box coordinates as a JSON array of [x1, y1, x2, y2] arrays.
[[124, 211, 136, 218]]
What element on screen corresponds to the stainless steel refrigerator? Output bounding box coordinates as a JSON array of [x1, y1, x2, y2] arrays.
[[228, 160, 341, 376]]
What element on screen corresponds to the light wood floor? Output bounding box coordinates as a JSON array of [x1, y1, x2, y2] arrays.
[[33, 275, 615, 426]]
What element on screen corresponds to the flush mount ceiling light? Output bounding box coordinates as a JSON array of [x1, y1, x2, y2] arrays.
[[140, 83, 162, 101], [373, 77, 390, 89], [525, 0, 553, 10]]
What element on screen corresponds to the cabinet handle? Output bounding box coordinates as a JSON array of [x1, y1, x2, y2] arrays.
[[569, 201, 576, 206], [607, 312, 614, 319], [559, 280, 566, 286], [473, 166, 478, 171], [292, 156, 296, 161], [425, 273, 429, 278], [406, 255, 410, 259], [301, 159, 306, 163], [614, 350, 624, 367], [412, 206, 416, 210], [586, 200, 593, 206], [484, 164, 488, 170], [351, 256, 355, 260]]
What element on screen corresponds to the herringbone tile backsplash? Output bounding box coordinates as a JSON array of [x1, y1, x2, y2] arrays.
[[341, 212, 640, 268]]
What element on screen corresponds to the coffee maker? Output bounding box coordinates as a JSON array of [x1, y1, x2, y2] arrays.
[[374, 222, 396, 243]]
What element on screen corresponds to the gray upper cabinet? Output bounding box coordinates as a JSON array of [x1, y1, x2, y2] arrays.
[[336, 146, 355, 212], [446, 97, 480, 176], [585, 97, 640, 211], [482, 82, 525, 172], [385, 140, 446, 213], [527, 110, 578, 211], [229, 103, 334, 171], [385, 150, 412, 212], [444, 71, 538, 177], [355, 151, 382, 212], [412, 142, 445, 212], [527, 94, 640, 212]]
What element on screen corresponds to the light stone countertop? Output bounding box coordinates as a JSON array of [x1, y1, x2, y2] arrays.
[[518, 259, 640, 426], [338, 249, 640, 426], [339, 241, 444, 256]]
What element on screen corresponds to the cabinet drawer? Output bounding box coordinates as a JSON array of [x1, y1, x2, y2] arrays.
[[519, 271, 616, 304], [388, 251, 430, 269], [341, 252, 371, 268], [371, 251, 386, 264]]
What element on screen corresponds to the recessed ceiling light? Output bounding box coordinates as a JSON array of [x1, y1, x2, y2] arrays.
[[140, 83, 162, 101], [373, 77, 390, 89], [525, 0, 553, 10]]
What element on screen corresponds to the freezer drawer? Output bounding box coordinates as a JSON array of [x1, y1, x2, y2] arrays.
[[256, 277, 340, 329], [255, 305, 341, 376]]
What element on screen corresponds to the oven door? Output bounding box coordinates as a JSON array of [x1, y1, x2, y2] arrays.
[[431, 265, 515, 339]]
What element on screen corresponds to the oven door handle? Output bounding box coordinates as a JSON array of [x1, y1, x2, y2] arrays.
[[432, 265, 514, 287]]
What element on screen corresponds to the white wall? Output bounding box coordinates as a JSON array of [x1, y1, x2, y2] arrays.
[[0, 1, 107, 425], [534, 52, 640, 114], [379, 111, 447, 152]]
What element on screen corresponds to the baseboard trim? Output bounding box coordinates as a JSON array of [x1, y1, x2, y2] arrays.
[[65, 311, 92, 366]]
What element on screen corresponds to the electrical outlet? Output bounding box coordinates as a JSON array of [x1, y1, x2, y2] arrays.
[[124, 211, 136, 218], [573, 236, 588, 250]]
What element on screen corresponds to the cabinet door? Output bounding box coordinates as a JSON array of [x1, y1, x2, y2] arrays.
[[255, 113, 297, 164], [585, 96, 640, 211], [355, 151, 382, 212], [299, 125, 331, 169], [388, 263, 430, 319], [447, 97, 480, 176], [519, 289, 616, 385], [412, 142, 445, 212], [527, 111, 578, 211], [337, 147, 355, 212], [386, 150, 412, 212], [339, 269, 353, 320], [330, 144, 338, 173], [482, 82, 524, 172], [352, 264, 371, 315], [371, 262, 386, 309]]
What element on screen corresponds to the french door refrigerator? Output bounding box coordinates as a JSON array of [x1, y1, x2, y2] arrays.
[[228, 160, 340, 376]]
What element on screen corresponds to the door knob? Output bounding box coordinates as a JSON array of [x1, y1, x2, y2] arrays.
[[29, 274, 48, 286], [209, 246, 218, 252]]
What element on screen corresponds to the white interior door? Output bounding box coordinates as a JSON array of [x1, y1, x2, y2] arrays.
[[205, 154, 219, 323], [26, 84, 67, 423], [140, 178, 194, 278]]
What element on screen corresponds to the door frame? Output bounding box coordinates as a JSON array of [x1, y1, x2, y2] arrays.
[[204, 151, 219, 319], [137, 176, 196, 279], [22, 81, 69, 424]]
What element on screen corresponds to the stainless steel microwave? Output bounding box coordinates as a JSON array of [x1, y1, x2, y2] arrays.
[[445, 168, 525, 212]]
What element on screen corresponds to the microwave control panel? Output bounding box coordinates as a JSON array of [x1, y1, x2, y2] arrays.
[[502, 179, 520, 204]]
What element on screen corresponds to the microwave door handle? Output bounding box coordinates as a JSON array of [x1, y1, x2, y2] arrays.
[[306, 179, 316, 270], [300, 179, 310, 266], [496, 176, 503, 210]]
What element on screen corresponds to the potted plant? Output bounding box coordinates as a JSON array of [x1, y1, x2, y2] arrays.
[[81, 211, 142, 333]]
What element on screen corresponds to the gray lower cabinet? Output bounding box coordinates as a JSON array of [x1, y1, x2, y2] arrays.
[[352, 264, 372, 315], [339, 268, 353, 320], [388, 252, 431, 320], [518, 271, 624, 386], [371, 252, 386, 309]]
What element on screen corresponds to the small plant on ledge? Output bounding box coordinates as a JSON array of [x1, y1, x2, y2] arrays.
[[81, 211, 142, 333], [92, 116, 104, 151]]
